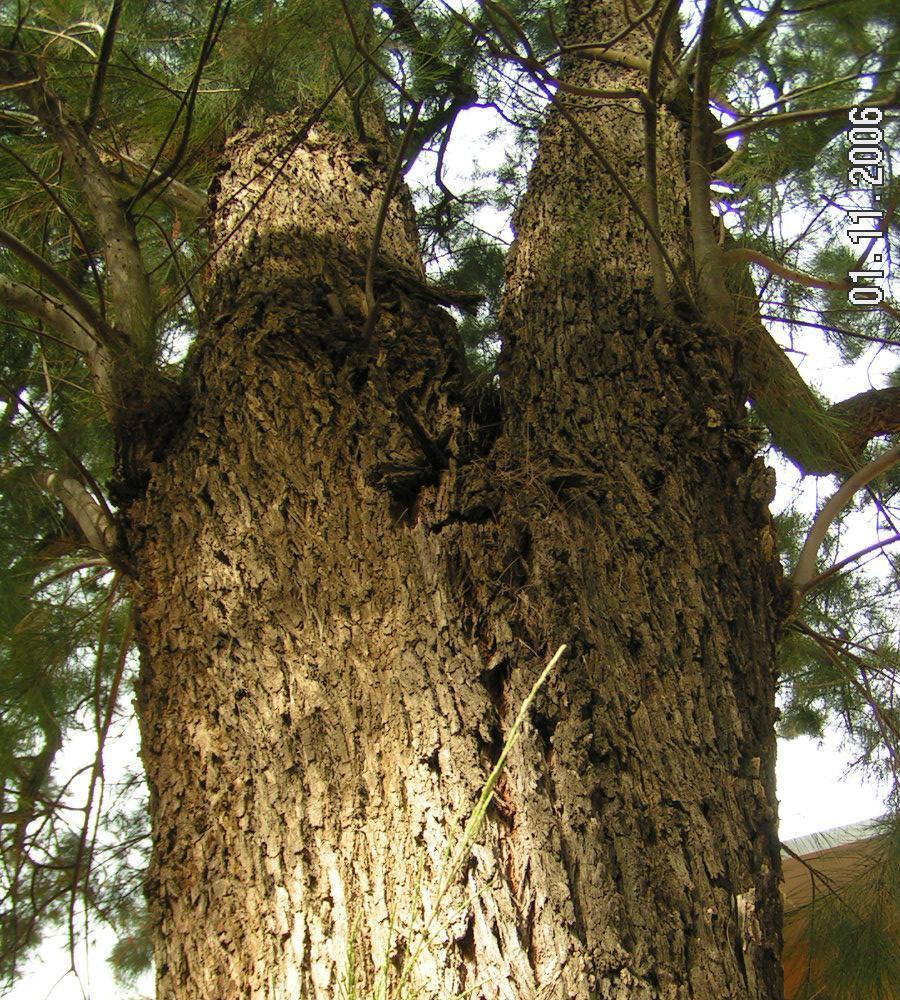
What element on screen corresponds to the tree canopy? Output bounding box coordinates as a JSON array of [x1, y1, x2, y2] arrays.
[[0, 0, 898, 995]]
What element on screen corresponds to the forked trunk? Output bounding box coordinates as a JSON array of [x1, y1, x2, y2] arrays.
[[128, 6, 785, 997]]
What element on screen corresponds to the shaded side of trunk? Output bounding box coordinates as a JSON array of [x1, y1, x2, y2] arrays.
[[128, 16, 785, 998], [490, 1, 786, 994]]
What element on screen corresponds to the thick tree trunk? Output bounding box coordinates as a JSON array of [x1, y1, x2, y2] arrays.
[[128, 7, 785, 998]]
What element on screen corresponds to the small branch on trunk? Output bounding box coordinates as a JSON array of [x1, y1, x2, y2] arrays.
[[0, 276, 114, 400], [792, 445, 900, 592], [102, 148, 207, 218], [36, 470, 118, 556], [725, 246, 900, 325], [552, 44, 650, 73], [395, 391, 449, 472], [688, 0, 734, 327], [589, 0, 663, 52], [494, 50, 651, 103]]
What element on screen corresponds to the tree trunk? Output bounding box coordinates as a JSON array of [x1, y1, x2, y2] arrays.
[[128, 7, 786, 997]]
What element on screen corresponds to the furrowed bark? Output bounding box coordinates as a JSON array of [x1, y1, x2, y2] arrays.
[[129, 3, 784, 998], [494, 1, 784, 995]]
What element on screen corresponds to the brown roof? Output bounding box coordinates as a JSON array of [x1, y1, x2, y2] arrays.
[[781, 820, 890, 1000]]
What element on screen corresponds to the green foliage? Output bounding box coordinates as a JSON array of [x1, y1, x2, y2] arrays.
[[776, 493, 900, 798], [713, 0, 900, 375], [438, 235, 505, 371]]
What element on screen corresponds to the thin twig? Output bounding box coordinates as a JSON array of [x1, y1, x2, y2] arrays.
[[715, 92, 900, 139], [127, 0, 231, 209], [362, 101, 423, 343], [83, 0, 122, 132], [802, 532, 900, 592]]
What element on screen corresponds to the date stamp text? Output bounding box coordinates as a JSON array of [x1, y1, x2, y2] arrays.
[[845, 107, 887, 305]]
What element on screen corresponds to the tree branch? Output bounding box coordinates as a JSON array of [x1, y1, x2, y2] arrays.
[[83, 0, 123, 133], [553, 44, 650, 73], [363, 101, 422, 341], [3, 383, 115, 528], [0, 275, 97, 354], [125, 0, 230, 211], [0, 140, 107, 314], [792, 445, 900, 591], [717, 0, 783, 59], [0, 275, 116, 403], [726, 247, 900, 326], [726, 247, 843, 291], [800, 530, 900, 592], [5, 53, 157, 348], [738, 307, 900, 475], [101, 148, 207, 218], [829, 387, 900, 457], [0, 228, 108, 338], [35, 470, 118, 556], [714, 90, 900, 139], [739, 315, 851, 473]]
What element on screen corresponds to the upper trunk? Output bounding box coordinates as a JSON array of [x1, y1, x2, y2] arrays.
[[128, 7, 786, 998]]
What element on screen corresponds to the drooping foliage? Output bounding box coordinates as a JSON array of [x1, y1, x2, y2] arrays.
[[0, 0, 898, 994]]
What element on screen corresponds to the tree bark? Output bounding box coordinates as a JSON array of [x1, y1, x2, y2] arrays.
[[128, 6, 786, 997]]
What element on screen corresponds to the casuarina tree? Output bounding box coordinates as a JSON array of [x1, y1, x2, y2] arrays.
[[0, 1, 898, 997]]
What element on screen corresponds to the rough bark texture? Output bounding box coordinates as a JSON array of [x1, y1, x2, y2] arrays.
[[128, 5, 785, 998]]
